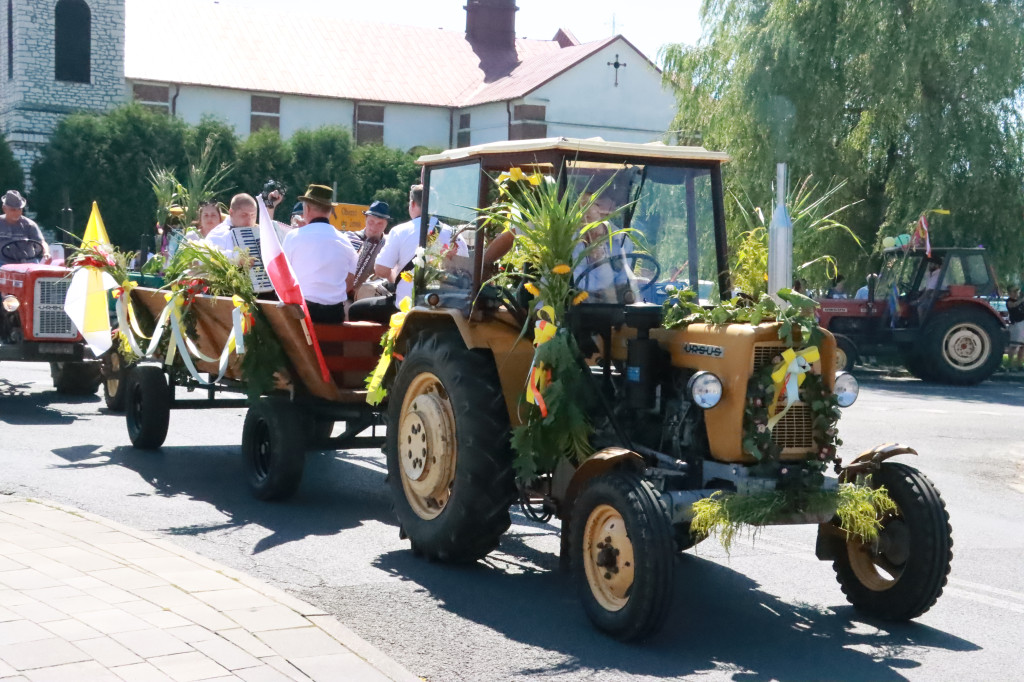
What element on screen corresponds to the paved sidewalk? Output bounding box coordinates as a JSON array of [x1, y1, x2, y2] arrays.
[[0, 496, 419, 682]]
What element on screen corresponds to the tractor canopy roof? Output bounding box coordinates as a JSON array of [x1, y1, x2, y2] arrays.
[[881, 246, 989, 258], [417, 137, 731, 172]]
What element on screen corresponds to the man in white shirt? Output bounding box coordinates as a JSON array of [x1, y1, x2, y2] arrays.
[[349, 184, 463, 323], [282, 184, 357, 323]]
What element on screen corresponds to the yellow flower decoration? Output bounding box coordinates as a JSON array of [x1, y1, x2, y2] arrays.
[[551, 264, 571, 275], [497, 172, 510, 184], [572, 291, 589, 305], [509, 167, 527, 182], [528, 173, 543, 186], [524, 282, 540, 297], [400, 271, 414, 282]]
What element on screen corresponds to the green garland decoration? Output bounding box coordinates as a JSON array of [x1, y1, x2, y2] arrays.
[[690, 482, 897, 552], [509, 330, 594, 481]]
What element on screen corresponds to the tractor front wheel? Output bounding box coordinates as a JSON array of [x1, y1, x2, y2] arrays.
[[834, 334, 858, 373], [832, 462, 953, 620], [125, 365, 171, 450], [385, 333, 515, 563], [51, 361, 101, 395], [572, 471, 675, 641]]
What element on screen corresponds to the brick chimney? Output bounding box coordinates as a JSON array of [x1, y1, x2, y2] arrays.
[[465, 0, 518, 49]]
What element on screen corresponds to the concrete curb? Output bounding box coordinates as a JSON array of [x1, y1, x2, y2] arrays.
[[20, 496, 422, 682]]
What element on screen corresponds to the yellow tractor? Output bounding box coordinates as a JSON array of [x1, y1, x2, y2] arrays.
[[384, 138, 953, 640]]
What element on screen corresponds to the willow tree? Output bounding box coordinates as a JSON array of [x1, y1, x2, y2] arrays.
[[662, 0, 1024, 281]]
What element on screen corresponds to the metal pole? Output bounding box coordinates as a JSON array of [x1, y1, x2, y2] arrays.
[[767, 163, 792, 305]]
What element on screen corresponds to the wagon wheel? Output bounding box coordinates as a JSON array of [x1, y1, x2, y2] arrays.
[[125, 365, 172, 449], [242, 398, 308, 501]]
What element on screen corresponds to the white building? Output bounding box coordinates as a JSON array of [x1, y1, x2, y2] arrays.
[[1, 0, 677, 174]]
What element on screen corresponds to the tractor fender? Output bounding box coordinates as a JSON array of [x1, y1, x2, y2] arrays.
[[933, 298, 1006, 327], [393, 308, 471, 356], [556, 447, 647, 520], [816, 442, 918, 561], [839, 442, 918, 483]]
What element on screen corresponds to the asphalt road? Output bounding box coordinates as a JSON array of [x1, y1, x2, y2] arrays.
[[1, 360, 1022, 681]]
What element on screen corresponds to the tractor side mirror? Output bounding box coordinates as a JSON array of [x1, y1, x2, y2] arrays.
[[866, 273, 879, 301]]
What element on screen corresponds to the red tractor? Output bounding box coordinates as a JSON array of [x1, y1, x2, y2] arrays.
[[817, 246, 1007, 384], [0, 238, 102, 394]]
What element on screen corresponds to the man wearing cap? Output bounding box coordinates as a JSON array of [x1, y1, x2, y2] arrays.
[[347, 200, 391, 295], [351, 184, 466, 323], [0, 190, 48, 264], [282, 184, 358, 323]]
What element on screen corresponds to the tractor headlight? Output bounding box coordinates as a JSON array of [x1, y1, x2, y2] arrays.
[[834, 371, 859, 408], [2, 295, 19, 313], [687, 371, 723, 409]]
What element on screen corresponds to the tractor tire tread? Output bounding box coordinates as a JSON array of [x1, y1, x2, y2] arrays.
[[832, 462, 952, 621], [386, 333, 516, 564]]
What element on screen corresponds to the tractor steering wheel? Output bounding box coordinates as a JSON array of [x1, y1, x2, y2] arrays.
[[573, 252, 662, 296], [0, 238, 44, 264]]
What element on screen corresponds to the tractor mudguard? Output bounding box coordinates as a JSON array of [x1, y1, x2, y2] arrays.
[[815, 442, 918, 560], [556, 447, 647, 521], [839, 443, 918, 483]]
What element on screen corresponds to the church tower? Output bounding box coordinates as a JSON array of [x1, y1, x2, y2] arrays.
[[0, 0, 126, 178]]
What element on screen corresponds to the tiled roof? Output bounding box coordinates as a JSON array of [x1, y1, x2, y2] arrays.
[[124, 0, 621, 108]]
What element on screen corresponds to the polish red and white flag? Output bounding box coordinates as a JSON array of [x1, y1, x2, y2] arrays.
[[257, 197, 331, 382]]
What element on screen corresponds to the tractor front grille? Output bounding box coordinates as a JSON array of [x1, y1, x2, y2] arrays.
[[753, 344, 787, 373], [754, 342, 817, 455], [33, 277, 76, 339], [770, 402, 815, 453]]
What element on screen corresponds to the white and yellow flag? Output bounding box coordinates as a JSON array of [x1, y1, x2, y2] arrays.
[[63, 202, 118, 354]]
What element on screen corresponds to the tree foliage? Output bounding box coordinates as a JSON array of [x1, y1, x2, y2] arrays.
[[662, 0, 1024, 281], [32, 103, 188, 247], [0, 136, 24, 196], [30, 105, 433, 246]]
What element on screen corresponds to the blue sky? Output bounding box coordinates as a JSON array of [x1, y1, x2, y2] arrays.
[[231, 0, 703, 63]]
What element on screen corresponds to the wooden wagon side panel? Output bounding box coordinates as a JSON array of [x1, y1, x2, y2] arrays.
[[129, 288, 386, 404]]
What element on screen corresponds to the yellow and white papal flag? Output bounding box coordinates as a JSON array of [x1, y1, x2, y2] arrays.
[[63, 202, 118, 354]]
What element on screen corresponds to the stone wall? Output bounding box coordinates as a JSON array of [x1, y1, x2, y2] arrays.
[[0, 0, 127, 179]]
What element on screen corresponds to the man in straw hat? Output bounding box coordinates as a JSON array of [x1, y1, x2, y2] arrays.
[[282, 184, 357, 323], [0, 189, 48, 264]]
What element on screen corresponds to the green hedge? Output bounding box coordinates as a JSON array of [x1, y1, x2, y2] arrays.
[[30, 103, 432, 248]]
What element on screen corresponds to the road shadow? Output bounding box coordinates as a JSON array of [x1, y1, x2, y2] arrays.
[[0, 379, 99, 425], [856, 372, 1024, 408], [374, 535, 979, 682], [48, 443, 395, 554]]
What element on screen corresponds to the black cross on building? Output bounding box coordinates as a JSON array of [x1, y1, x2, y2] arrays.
[[607, 54, 627, 86]]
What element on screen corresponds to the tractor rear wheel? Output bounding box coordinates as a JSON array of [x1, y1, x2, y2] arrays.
[[572, 471, 675, 641], [920, 308, 1004, 384], [242, 398, 308, 501], [51, 361, 101, 395], [385, 333, 515, 563], [125, 365, 172, 450], [832, 462, 952, 621]]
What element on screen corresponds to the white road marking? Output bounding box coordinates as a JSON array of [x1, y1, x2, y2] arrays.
[[948, 577, 1024, 604]]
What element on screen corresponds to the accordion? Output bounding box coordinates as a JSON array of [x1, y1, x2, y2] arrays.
[[230, 226, 274, 294]]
